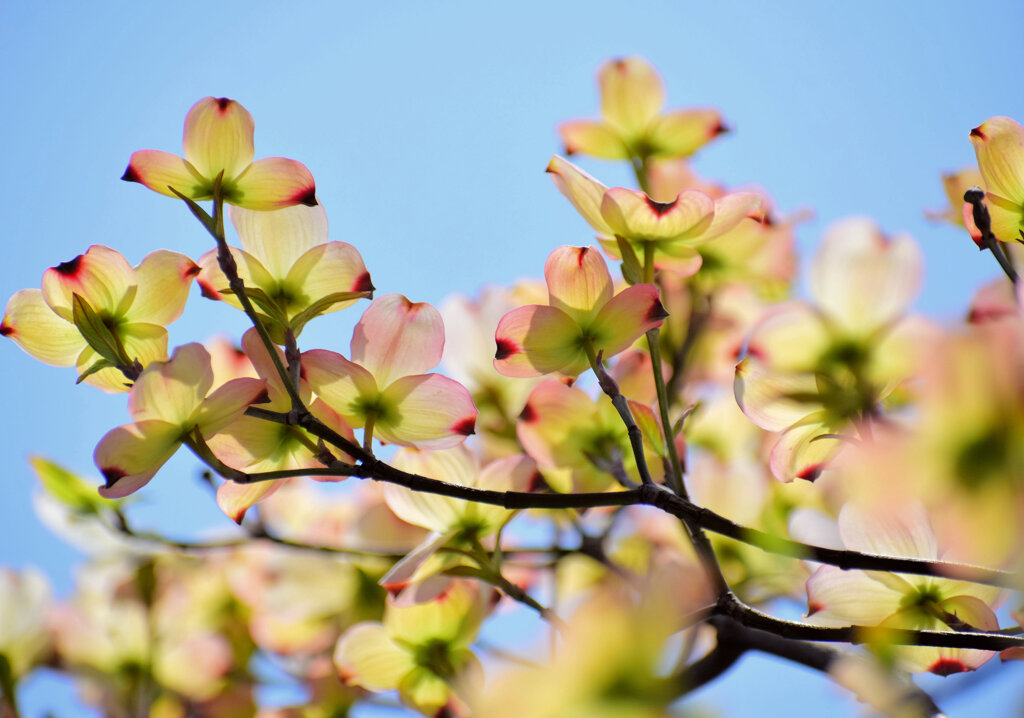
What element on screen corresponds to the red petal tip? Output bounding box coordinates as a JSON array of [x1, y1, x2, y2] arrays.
[[929, 658, 969, 676], [0, 323, 13, 338], [494, 337, 519, 361], [215, 97, 233, 111], [645, 299, 669, 323], [294, 186, 318, 207], [120, 164, 142, 183], [806, 601, 823, 617], [518, 403, 537, 423], [53, 256, 83, 277], [970, 126, 986, 140], [645, 195, 679, 217], [100, 466, 127, 488], [452, 417, 476, 436], [197, 279, 222, 301], [352, 271, 375, 293], [797, 463, 824, 482], [183, 262, 201, 279]]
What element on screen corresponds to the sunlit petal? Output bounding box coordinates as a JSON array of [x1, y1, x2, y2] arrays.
[[1, 289, 83, 366], [41, 245, 136, 320], [970, 116, 1024, 206], [352, 294, 444, 386], [128, 343, 214, 425], [544, 246, 613, 325], [94, 420, 182, 498], [598, 57, 664, 138], [182, 97, 255, 181], [558, 120, 629, 159], [648, 108, 726, 158], [232, 157, 317, 210], [545, 156, 614, 237], [303, 349, 379, 424], [600, 187, 715, 244], [590, 283, 667, 359], [121, 150, 206, 199], [335, 623, 415, 692], [229, 202, 327, 277], [493, 304, 586, 378], [378, 374, 477, 449], [126, 250, 199, 325], [284, 241, 372, 315]]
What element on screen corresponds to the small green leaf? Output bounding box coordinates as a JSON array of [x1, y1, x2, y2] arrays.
[[71, 293, 131, 366], [289, 290, 373, 336], [76, 357, 115, 384], [616, 235, 642, 285], [442, 565, 490, 580], [167, 186, 216, 234], [31, 456, 120, 515]]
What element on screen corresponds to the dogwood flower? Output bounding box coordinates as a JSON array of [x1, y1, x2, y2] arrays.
[[122, 97, 317, 210], [304, 294, 478, 449], [969, 116, 1024, 242], [334, 578, 486, 716], [493, 245, 667, 378], [559, 56, 726, 161], [735, 218, 927, 481], [1, 245, 198, 392], [546, 156, 761, 275], [94, 343, 267, 498], [197, 202, 373, 340], [805, 503, 1001, 676]]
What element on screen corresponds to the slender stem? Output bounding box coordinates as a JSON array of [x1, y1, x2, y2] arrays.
[[363, 413, 376, 454], [589, 348, 654, 485], [646, 327, 686, 497]]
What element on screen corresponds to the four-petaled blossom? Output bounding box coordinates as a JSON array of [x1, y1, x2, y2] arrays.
[[804, 503, 1001, 676], [1, 245, 198, 392], [547, 155, 761, 275], [197, 203, 373, 339], [735, 218, 927, 481], [94, 343, 268, 498], [493, 245, 668, 378], [559, 56, 726, 161], [122, 96, 317, 210], [334, 578, 486, 716], [969, 116, 1024, 242], [304, 294, 478, 449]]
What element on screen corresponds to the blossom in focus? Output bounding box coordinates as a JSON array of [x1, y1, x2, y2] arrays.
[[122, 96, 317, 210], [494, 245, 668, 378], [547, 156, 761, 275], [206, 329, 356, 522], [805, 503, 1001, 676], [197, 202, 373, 340], [1, 245, 198, 392], [304, 294, 478, 449], [94, 343, 268, 498], [559, 56, 726, 161], [969, 116, 1024, 242]]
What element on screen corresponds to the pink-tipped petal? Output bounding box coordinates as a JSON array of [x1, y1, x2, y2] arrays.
[[41, 245, 136, 320], [810, 218, 923, 335], [127, 250, 199, 326], [352, 294, 444, 386], [598, 57, 664, 138], [377, 374, 478, 449], [121, 150, 206, 199], [128, 343, 214, 425], [970, 117, 1024, 206], [240, 328, 309, 408], [195, 246, 276, 310], [545, 156, 614, 237], [232, 157, 317, 210], [182, 97, 255, 181], [699, 192, 764, 241], [493, 304, 586, 378], [195, 376, 268, 436], [285, 241, 371, 316], [543, 246, 613, 325], [2, 289, 84, 365], [229, 202, 327, 278], [648, 108, 727, 158], [303, 349, 380, 424], [558, 120, 630, 159], [94, 420, 183, 498], [805, 565, 904, 626], [768, 415, 843, 482], [600, 187, 715, 244], [216, 478, 284, 524], [590, 283, 667, 359]]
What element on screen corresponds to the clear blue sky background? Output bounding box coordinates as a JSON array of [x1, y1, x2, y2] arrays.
[[2, 1, 1023, 715]]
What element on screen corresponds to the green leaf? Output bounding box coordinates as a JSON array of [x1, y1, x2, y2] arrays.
[[441, 565, 490, 580], [616, 235, 643, 285], [222, 285, 289, 326], [76, 357, 115, 384], [71, 293, 130, 366], [167, 185, 216, 235], [30, 456, 120, 515], [289, 290, 373, 337]]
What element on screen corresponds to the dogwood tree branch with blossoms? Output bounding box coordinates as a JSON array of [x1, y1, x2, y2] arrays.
[[3, 57, 1024, 718]]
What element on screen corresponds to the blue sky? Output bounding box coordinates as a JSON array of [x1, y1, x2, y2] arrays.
[[2, 1, 1023, 715]]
